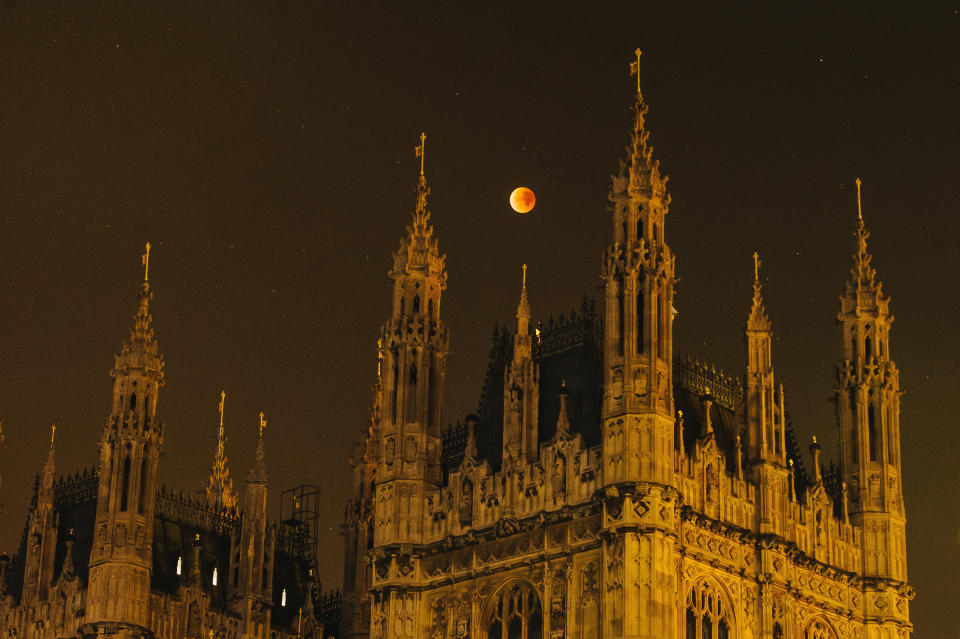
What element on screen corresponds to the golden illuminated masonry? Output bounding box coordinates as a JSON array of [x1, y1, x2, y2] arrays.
[[0, 52, 913, 639], [340, 54, 913, 639]]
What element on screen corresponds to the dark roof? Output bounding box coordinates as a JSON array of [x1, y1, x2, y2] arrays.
[[441, 300, 821, 486], [6, 470, 339, 630]]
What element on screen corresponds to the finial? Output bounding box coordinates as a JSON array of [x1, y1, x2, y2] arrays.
[[415, 132, 426, 177], [50, 424, 56, 446], [753, 251, 761, 283], [218, 391, 226, 428], [259, 412, 267, 438], [855, 177, 863, 221], [522, 263, 527, 288], [141, 242, 151, 282], [629, 48, 642, 94]]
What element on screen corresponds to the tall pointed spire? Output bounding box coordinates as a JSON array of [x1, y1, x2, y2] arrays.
[[517, 264, 531, 328], [249, 411, 268, 483], [624, 48, 670, 206], [206, 390, 237, 511], [114, 242, 164, 386], [847, 178, 883, 298], [747, 252, 771, 332]]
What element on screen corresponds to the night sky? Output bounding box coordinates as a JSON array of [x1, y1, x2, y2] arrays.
[[1, 2, 958, 635]]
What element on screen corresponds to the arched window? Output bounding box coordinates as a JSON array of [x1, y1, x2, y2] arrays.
[[868, 393, 878, 462], [685, 579, 733, 639], [485, 581, 542, 639], [428, 298, 434, 322], [406, 362, 419, 422], [864, 335, 872, 361], [120, 454, 131, 511], [804, 618, 838, 639], [635, 281, 644, 355], [773, 622, 783, 639], [129, 392, 137, 411], [616, 279, 625, 356], [636, 215, 644, 243], [400, 296, 405, 317], [413, 295, 420, 315], [138, 453, 148, 514], [656, 293, 667, 359], [390, 362, 399, 421], [848, 389, 858, 463]]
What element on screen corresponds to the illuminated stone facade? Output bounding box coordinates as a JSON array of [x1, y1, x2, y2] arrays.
[[0, 268, 341, 639], [341, 70, 914, 639]]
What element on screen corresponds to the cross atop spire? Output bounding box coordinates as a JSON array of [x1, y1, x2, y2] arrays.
[[630, 48, 642, 94], [516, 264, 531, 330], [747, 252, 771, 332], [411, 132, 431, 238], [249, 411, 268, 483], [415, 132, 426, 177], [391, 133, 447, 293], [617, 48, 669, 206], [846, 177, 884, 298], [856, 177, 863, 221], [114, 244, 164, 385], [141, 242, 151, 282]]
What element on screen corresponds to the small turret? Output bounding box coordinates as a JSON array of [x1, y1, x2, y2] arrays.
[[503, 265, 539, 465]]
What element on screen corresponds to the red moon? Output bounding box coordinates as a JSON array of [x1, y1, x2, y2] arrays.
[[509, 187, 536, 214]]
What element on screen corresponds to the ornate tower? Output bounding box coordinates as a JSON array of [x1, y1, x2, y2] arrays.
[[84, 243, 165, 637], [502, 265, 539, 467], [835, 179, 907, 581], [743, 254, 790, 536], [21, 426, 58, 603], [373, 132, 449, 549], [342, 384, 378, 639], [233, 413, 274, 639], [599, 50, 677, 639], [368, 134, 449, 639]]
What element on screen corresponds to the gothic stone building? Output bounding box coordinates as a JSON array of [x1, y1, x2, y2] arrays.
[[0, 270, 342, 638], [340, 74, 914, 639]]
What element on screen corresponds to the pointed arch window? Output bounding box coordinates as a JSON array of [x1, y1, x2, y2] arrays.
[[390, 361, 400, 421], [868, 392, 878, 462], [138, 452, 149, 514], [485, 581, 542, 639], [635, 278, 645, 355], [848, 389, 858, 463], [120, 454, 132, 512], [413, 295, 420, 315], [805, 618, 837, 639], [616, 277, 625, 356], [684, 579, 732, 639]]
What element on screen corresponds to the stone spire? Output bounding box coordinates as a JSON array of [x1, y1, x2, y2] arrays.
[[623, 50, 670, 208], [504, 264, 539, 464], [249, 412, 268, 483], [747, 251, 771, 332], [114, 243, 164, 385], [393, 132, 446, 287], [40, 424, 56, 500], [841, 178, 889, 315], [516, 264, 531, 336], [206, 391, 237, 511], [553, 380, 572, 441]]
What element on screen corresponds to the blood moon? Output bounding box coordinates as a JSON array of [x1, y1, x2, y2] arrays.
[[509, 187, 536, 214]]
